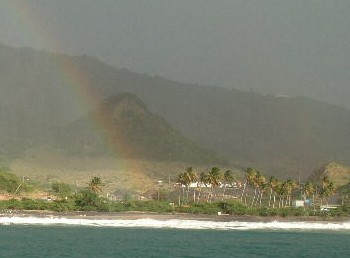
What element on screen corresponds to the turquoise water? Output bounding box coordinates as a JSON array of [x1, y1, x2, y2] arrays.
[[0, 226, 349, 257]]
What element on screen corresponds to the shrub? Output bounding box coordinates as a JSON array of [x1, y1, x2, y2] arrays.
[[292, 207, 308, 217], [177, 202, 221, 215], [21, 198, 49, 210], [74, 189, 100, 208], [51, 199, 76, 212], [51, 182, 74, 198], [257, 207, 269, 216], [2, 199, 23, 210], [134, 200, 173, 212], [220, 200, 250, 215], [0, 169, 32, 194]]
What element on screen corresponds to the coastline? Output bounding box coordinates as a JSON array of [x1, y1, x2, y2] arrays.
[[1, 210, 349, 223]]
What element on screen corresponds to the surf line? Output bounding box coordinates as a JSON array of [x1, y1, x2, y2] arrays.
[[1, 217, 350, 231]]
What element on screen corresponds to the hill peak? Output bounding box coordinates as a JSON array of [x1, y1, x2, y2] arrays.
[[99, 92, 148, 116], [59, 93, 227, 165], [309, 162, 350, 187], [102, 93, 147, 108]]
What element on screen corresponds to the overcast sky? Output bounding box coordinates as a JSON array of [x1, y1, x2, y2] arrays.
[[1, 0, 350, 107]]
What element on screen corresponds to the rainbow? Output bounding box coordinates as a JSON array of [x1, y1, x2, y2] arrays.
[[5, 1, 138, 171]]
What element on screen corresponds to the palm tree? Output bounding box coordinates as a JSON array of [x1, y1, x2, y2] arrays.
[[198, 171, 209, 202], [268, 176, 279, 208], [249, 171, 259, 207], [320, 175, 336, 206], [255, 172, 266, 206], [176, 172, 187, 204], [241, 167, 257, 204], [250, 171, 266, 207], [87, 176, 103, 194], [258, 182, 268, 207], [222, 170, 235, 200], [303, 181, 316, 209], [186, 167, 197, 202], [303, 181, 315, 200], [176, 167, 197, 204], [207, 167, 223, 202], [275, 182, 287, 208], [284, 179, 297, 207]]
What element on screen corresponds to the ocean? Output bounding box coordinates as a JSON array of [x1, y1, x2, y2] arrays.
[[1, 217, 350, 257]]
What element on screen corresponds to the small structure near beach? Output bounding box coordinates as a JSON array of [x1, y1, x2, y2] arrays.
[[292, 200, 305, 207]]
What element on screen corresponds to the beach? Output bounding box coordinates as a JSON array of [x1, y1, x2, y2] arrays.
[[1, 209, 349, 223]]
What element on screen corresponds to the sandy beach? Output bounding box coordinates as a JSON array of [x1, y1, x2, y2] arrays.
[[1, 210, 349, 223]]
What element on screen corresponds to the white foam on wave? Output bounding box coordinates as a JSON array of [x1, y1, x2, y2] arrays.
[[1, 216, 350, 231]]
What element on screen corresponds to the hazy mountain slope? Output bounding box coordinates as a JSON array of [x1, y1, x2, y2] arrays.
[[52, 93, 227, 165], [156, 91, 350, 178], [2, 44, 350, 178], [309, 162, 350, 188]]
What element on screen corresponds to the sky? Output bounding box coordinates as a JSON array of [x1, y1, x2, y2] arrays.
[[0, 0, 350, 108]]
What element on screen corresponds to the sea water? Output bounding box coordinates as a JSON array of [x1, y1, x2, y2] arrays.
[[1, 217, 350, 257]]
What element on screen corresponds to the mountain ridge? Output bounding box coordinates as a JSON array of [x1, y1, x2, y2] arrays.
[[1, 43, 350, 178]]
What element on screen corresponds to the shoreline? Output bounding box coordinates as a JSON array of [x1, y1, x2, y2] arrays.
[[1, 210, 349, 223]]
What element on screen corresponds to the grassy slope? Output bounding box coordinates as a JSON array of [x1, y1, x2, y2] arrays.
[[9, 146, 241, 194], [309, 162, 350, 187]]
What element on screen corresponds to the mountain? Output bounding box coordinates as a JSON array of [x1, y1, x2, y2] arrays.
[[309, 162, 350, 188], [2, 43, 350, 179], [53, 93, 226, 165]]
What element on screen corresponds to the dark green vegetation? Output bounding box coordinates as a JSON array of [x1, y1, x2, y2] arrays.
[[1, 165, 350, 218], [2, 197, 349, 218], [2, 44, 350, 178]]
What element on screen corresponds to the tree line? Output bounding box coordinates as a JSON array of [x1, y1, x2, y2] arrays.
[[175, 166, 337, 209]]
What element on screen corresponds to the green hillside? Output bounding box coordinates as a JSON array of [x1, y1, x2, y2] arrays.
[[0, 167, 32, 194], [309, 162, 350, 188], [54, 93, 227, 165], [2, 43, 350, 179]]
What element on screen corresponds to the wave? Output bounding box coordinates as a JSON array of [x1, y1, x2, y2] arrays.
[[1, 216, 350, 231]]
